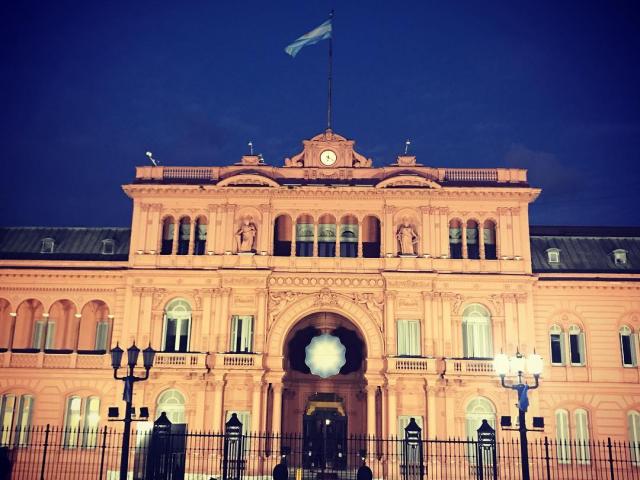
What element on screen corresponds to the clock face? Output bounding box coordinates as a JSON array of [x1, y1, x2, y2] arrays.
[[320, 150, 337, 166]]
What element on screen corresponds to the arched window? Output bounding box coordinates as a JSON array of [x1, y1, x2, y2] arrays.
[[628, 411, 640, 465], [462, 304, 493, 358], [620, 326, 637, 367], [466, 220, 479, 259], [568, 325, 586, 366], [163, 299, 191, 353], [273, 215, 292, 256], [575, 409, 590, 464], [48, 300, 77, 351], [160, 217, 175, 255], [339, 215, 358, 258], [362, 215, 381, 258], [78, 300, 111, 352], [449, 220, 462, 259], [0, 393, 34, 446], [549, 324, 565, 365], [465, 397, 496, 439], [318, 214, 337, 257], [177, 217, 191, 255], [555, 409, 571, 463], [13, 299, 44, 350], [157, 389, 185, 424], [193, 217, 207, 255], [483, 220, 497, 260], [296, 215, 314, 257]]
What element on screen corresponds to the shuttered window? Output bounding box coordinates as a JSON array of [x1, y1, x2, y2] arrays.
[[575, 409, 590, 464], [555, 410, 571, 464]]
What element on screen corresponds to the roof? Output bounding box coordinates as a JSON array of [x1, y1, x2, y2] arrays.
[[0, 227, 130, 261], [530, 226, 640, 274]]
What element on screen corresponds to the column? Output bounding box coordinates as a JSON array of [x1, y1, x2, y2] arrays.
[[171, 217, 179, 255], [188, 218, 196, 255], [427, 385, 437, 438], [225, 205, 237, 253], [254, 289, 267, 352], [502, 294, 516, 354], [216, 288, 231, 353], [335, 220, 340, 257], [290, 219, 296, 257], [515, 293, 530, 352], [385, 291, 397, 356], [212, 376, 225, 432], [251, 377, 263, 433], [312, 222, 319, 257], [420, 207, 430, 256], [441, 294, 453, 357], [206, 204, 218, 254], [478, 224, 485, 259], [384, 205, 395, 256], [200, 289, 214, 352], [357, 220, 363, 258], [439, 208, 449, 257], [461, 223, 468, 259], [386, 379, 398, 438], [497, 207, 511, 258], [146, 204, 161, 253], [271, 384, 283, 433], [259, 204, 271, 254], [366, 386, 377, 436], [422, 292, 434, 356], [511, 207, 522, 257]]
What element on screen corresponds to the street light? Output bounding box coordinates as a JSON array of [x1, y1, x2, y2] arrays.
[[111, 342, 156, 480], [494, 350, 543, 480]]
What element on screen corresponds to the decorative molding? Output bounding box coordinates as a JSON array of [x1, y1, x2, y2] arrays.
[[268, 275, 384, 289]]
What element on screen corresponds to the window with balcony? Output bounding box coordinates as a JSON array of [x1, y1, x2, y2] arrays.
[[32, 319, 55, 350], [0, 394, 33, 446], [339, 215, 358, 258], [95, 320, 110, 351], [466, 220, 479, 259], [555, 409, 571, 463], [296, 215, 314, 257], [318, 214, 337, 257], [628, 411, 640, 465], [162, 299, 191, 353], [462, 304, 493, 358], [449, 220, 462, 259], [230, 315, 254, 353], [620, 326, 637, 367], [177, 217, 191, 255], [483, 220, 497, 259], [549, 324, 565, 365], [397, 320, 421, 357], [63, 396, 100, 448], [194, 217, 207, 255], [568, 325, 586, 366]]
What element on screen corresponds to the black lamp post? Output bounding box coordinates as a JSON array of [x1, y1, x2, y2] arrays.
[[111, 342, 156, 480], [494, 350, 543, 480]]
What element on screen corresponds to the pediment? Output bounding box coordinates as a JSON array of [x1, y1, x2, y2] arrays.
[[376, 174, 441, 189], [216, 173, 280, 188], [284, 130, 372, 168]]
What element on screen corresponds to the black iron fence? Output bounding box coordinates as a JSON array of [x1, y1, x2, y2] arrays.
[[1, 423, 639, 479]]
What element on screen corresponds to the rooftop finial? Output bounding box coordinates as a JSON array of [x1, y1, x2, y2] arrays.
[[404, 139, 411, 155], [248, 141, 254, 155]]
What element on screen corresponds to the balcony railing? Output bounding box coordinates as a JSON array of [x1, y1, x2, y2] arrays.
[[153, 352, 209, 369], [388, 357, 437, 373], [444, 168, 499, 182], [213, 353, 259, 369], [446, 358, 495, 376]]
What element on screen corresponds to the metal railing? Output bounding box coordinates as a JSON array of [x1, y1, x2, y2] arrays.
[[1, 425, 639, 479]]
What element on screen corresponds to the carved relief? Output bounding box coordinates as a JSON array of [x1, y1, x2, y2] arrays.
[[314, 288, 338, 306]]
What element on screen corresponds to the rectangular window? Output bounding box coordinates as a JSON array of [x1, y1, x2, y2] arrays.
[[95, 321, 110, 351], [397, 415, 424, 438], [575, 411, 591, 464], [32, 321, 45, 349], [550, 334, 564, 365], [44, 322, 56, 350], [0, 395, 33, 447], [555, 411, 571, 464], [397, 320, 421, 357], [0, 395, 16, 445], [14, 396, 33, 446], [569, 332, 585, 366], [82, 397, 100, 448], [64, 397, 83, 448], [230, 316, 254, 353]]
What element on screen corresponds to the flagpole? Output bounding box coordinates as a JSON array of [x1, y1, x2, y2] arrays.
[[327, 10, 334, 131]]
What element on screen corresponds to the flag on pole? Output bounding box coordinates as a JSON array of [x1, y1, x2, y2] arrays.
[[285, 19, 332, 57]]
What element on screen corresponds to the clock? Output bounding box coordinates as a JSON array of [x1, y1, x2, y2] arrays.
[[320, 150, 337, 166]]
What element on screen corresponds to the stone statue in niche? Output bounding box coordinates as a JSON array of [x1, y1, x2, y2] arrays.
[[235, 217, 257, 253], [396, 219, 418, 256]]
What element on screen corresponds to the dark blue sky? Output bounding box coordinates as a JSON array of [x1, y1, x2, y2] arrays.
[[2, 1, 639, 227]]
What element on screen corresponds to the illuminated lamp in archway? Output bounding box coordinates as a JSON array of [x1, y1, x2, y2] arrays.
[[304, 334, 346, 379]]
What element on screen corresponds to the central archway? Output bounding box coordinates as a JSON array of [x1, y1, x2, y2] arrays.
[[282, 311, 367, 437]]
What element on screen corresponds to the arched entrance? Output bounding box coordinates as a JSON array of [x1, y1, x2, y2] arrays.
[[282, 311, 367, 440]]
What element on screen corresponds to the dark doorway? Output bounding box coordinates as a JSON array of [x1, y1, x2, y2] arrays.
[[302, 393, 347, 471]]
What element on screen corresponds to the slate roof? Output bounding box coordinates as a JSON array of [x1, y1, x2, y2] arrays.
[[0, 225, 638, 274], [0, 227, 130, 261], [530, 226, 640, 274]]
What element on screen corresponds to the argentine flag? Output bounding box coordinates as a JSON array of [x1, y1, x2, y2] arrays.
[[285, 19, 332, 57]]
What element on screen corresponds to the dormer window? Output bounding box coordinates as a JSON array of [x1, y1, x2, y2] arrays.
[[40, 238, 55, 254], [101, 239, 115, 255], [612, 249, 628, 266], [546, 248, 560, 264]]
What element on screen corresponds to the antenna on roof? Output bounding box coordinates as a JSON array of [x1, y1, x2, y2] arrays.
[[248, 141, 254, 155], [404, 139, 411, 155], [145, 151, 159, 166], [258, 153, 264, 164]]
